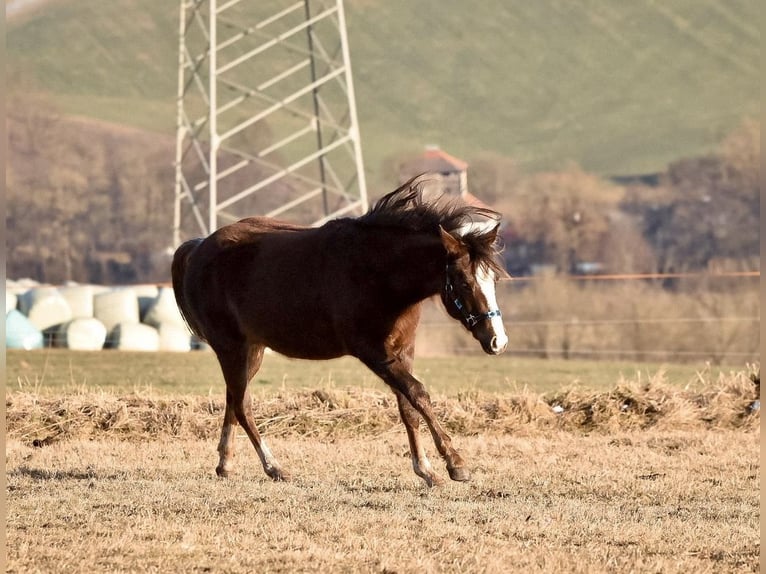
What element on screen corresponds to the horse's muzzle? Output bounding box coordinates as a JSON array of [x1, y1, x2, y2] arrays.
[[482, 335, 508, 355]]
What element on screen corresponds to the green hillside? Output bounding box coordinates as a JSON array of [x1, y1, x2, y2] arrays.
[[7, 0, 759, 186]]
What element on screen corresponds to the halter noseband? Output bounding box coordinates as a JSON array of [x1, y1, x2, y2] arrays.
[[444, 265, 502, 329]]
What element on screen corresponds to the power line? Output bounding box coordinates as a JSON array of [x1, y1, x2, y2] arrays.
[[447, 347, 759, 358], [422, 316, 759, 327], [501, 271, 760, 282]]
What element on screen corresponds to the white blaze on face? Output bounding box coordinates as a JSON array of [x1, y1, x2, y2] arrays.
[[457, 218, 498, 238], [457, 218, 508, 352], [477, 265, 508, 351]]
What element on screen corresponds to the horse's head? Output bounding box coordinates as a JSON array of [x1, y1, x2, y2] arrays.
[[438, 224, 509, 355]]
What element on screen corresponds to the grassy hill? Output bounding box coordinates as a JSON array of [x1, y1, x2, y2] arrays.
[[7, 0, 759, 189]]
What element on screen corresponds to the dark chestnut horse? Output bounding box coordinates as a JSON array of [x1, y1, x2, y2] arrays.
[[172, 178, 508, 487]]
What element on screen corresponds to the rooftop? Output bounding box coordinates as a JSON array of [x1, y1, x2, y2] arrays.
[[400, 146, 468, 174]]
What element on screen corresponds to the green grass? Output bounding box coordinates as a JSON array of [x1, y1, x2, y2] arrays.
[[7, 0, 758, 188], [5, 349, 741, 397]]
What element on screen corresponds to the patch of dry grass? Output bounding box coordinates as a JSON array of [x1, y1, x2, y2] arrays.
[[5, 369, 759, 572], [6, 370, 759, 446], [6, 349, 750, 397], [6, 430, 759, 573]]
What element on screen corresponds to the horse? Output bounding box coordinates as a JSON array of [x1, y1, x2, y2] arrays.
[[171, 177, 509, 487]]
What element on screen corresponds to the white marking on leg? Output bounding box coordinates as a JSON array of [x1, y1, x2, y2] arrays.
[[412, 452, 435, 476], [216, 423, 236, 475], [256, 439, 280, 472]]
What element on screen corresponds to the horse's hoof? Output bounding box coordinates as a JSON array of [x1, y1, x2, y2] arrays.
[[267, 467, 291, 482], [424, 473, 446, 488], [216, 466, 233, 478], [447, 466, 471, 482], [416, 470, 445, 488]]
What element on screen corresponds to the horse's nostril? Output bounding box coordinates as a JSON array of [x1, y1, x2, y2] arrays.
[[488, 336, 507, 354]]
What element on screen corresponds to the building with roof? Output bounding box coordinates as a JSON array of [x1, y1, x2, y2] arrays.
[[398, 145, 491, 210]]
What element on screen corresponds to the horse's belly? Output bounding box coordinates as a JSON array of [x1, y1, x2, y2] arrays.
[[261, 338, 346, 361], [269, 343, 346, 361], [245, 319, 347, 360]]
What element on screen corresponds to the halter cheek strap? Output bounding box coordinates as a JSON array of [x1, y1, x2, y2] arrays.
[[444, 267, 502, 329]]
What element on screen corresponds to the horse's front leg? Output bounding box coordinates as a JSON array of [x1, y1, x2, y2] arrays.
[[366, 358, 470, 484], [393, 390, 445, 487]]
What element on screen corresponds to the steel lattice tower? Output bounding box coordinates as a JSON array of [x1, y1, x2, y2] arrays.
[[173, 0, 368, 246]]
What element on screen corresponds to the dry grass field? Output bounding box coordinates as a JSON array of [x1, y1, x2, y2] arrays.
[[5, 352, 761, 573], [4, 349, 752, 396], [6, 431, 760, 573]]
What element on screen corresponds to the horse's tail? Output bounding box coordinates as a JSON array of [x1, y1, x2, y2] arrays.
[[171, 238, 207, 342]]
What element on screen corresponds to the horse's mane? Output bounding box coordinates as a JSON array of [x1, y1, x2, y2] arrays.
[[358, 176, 506, 275]]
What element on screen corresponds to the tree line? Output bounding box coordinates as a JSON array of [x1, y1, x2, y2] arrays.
[[472, 119, 759, 277], [5, 84, 759, 285], [7, 88, 176, 284]]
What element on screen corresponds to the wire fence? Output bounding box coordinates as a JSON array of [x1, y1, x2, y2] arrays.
[[7, 271, 761, 363], [416, 316, 760, 362], [417, 270, 760, 363], [500, 270, 760, 282]]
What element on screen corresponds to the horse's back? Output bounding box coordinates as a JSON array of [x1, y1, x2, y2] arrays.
[[172, 217, 342, 353], [213, 217, 307, 249]]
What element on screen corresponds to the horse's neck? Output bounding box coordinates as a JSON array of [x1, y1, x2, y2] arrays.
[[376, 231, 445, 304]]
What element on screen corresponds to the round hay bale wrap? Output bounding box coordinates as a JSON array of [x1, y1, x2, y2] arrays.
[[17, 286, 58, 316], [192, 335, 212, 351], [108, 322, 160, 351], [94, 289, 140, 333], [56, 318, 108, 350], [157, 322, 192, 352], [143, 287, 185, 328], [6, 310, 44, 349], [26, 290, 73, 331], [133, 284, 160, 321], [58, 285, 97, 318], [6, 290, 18, 314]]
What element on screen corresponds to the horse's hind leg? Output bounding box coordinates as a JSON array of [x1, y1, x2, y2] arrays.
[[215, 402, 238, 477], [216, 344, 290, 481]]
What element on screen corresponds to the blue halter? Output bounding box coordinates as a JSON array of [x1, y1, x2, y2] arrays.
[[444, 266, 502, 329]]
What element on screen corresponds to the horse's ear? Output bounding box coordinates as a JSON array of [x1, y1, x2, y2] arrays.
[[484, 222, 500, 242], [439, 226, 465, 259]]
